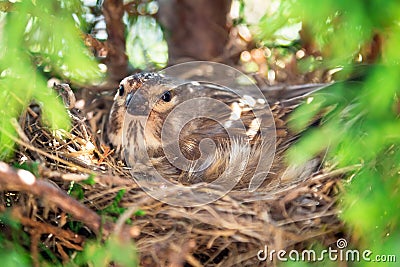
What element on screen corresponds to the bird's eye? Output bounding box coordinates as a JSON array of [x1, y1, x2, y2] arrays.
[[161, 91, 172, 102], [118, 85, 124, 96]]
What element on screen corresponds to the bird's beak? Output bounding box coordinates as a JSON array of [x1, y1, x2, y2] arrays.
[[126, 91, 150, 116]]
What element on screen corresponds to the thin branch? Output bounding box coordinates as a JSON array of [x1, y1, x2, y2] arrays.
[[0, 161, 112, 236]]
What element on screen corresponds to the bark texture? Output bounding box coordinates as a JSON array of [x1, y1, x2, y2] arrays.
[[103, 0, 128, 83], [158, 0, 232, 64]]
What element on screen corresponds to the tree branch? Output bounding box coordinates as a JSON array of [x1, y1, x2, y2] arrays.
[[0, 161, 114, 237], [103, 0, 128, 83]]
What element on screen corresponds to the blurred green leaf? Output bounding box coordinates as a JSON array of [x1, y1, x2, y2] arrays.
[[257, 0, 400, 263], [134, 209, 146, 216], [82, 173, 96, 185], [68, 182, 85, 200], [0, 0, 102, 160], [126, 15, 168, 69], [73, 235, 138, 267], [13, 161, 40, 177], [0, 212, 32, 266], [101, 189, 127, 216]]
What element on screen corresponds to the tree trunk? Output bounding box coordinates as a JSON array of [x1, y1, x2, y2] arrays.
[[103, 0, 128, 84], [158, 0, 232, 64]]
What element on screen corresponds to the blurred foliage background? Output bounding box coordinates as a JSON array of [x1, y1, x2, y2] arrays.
[[0, 0, 399, 266], [258, 1, 400, 265], [0, 0, 101, 159]]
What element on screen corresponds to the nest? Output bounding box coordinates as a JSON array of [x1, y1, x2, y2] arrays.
[[0, 83, 354, 266]]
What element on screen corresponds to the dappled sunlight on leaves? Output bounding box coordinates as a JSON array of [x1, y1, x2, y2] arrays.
[[126, 15, 168, 69]]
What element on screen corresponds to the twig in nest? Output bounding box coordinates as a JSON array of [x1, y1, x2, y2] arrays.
[[84, 33, 109, 58], [53, 83, 76, 110], [40, 167, 135, 187], [3, 127, 93, 174], [114, 204, 141, 240], [11, 118, 30, 143], [0, 161, 112, 236], [10, 207, 84, 266]]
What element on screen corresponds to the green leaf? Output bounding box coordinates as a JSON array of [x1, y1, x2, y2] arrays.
[[0, 0, 102, 160], [82, 173, 96, 185], [126, 16, 168, 69]]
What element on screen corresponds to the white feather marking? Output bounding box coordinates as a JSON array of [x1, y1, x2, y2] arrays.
[[191, 81, 201, 86], [229, 102, 242, 121], [241, 95, 256, 107], [246, 118, 261, 139], [224, 120, 233, 128]]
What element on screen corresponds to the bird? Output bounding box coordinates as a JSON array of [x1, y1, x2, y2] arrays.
[[107, 72, 323, 188]]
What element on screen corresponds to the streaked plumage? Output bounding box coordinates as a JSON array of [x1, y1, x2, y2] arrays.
[[108, 72, 324, 187]]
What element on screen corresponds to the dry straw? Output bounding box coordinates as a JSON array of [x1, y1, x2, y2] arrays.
[[0, 83, 357, 266]]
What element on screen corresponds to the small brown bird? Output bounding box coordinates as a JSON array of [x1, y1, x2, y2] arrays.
[[107, 72, 320, 187]]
